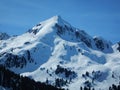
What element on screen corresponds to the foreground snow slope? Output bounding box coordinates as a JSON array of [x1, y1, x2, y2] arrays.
[[0, 16, 120, 90]]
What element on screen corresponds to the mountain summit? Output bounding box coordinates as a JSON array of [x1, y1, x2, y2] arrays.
[[0, 16, 120, 90], [28, 16, 113, 53]]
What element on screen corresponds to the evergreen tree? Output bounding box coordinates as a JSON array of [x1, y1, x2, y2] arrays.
[[0, 65, 63, 90]]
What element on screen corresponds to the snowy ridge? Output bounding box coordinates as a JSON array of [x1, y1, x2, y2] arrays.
[[0, 16, 120, 90]]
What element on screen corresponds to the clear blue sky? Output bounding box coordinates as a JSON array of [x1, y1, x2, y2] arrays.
[[0, 0, 120, 43]]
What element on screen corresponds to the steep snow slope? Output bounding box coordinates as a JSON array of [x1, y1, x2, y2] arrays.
[[0, 16, 120, 90], [22, 41, 120, 90]]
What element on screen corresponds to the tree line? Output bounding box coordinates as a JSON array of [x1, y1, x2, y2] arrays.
[[0, 65, 63, 90]]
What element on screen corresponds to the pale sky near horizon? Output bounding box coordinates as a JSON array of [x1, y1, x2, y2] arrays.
[[0, 0, 120, 43]]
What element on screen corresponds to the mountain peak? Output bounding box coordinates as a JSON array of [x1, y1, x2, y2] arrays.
[[40, 15, 70, 27], [49, 15, 62, 21], [27, 16, 113, 53], [28, 15, 71, 35], [40, 15, 63, 24]]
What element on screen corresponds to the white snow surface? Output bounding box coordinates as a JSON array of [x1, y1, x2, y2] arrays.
[[0, 16, 120, 90]]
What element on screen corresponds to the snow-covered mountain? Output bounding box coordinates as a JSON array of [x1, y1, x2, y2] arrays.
[[0, 16, 120, 90]]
